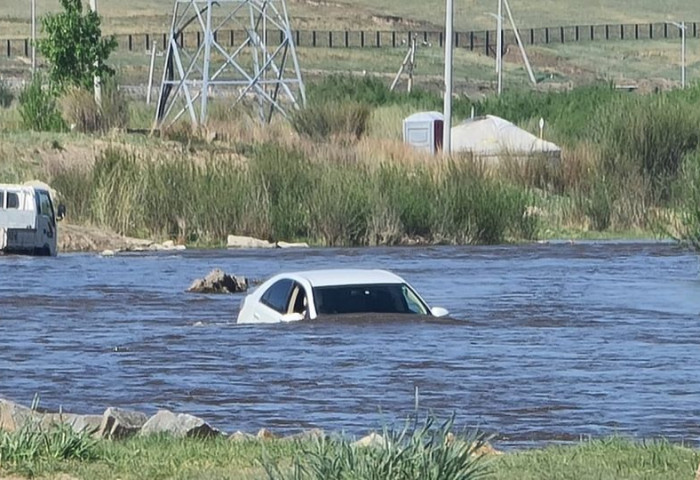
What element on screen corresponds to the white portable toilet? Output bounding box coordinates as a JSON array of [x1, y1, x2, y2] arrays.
[[403, 111, 444, 155]]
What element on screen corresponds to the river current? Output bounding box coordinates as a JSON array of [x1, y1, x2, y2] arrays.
[[1, 241, 699, 449]]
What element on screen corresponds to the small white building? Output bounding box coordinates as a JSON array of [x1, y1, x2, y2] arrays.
[[402, 111, 444, 155]]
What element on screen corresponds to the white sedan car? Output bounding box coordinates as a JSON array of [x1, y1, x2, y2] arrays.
[[236, 269, 449, 324]]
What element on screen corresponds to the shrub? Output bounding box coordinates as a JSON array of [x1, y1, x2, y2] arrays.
[[59, 80, 128, 133], [671, 152, 700, 251], [262, 416, 491, 480], [59, 87, 101, 132], [18, 75, 65, 132], [291, 102, 371, 142], [0, 79, 13, 108], [100, 78, 129, 131]]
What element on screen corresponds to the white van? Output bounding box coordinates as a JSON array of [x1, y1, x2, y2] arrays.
[[0, 184, 65, 256]]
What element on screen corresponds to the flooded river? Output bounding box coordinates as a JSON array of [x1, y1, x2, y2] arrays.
[[1, 242, 699, 449]]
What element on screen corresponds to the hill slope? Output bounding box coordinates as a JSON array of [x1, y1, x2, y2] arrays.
[[0, 0, 697, 36]]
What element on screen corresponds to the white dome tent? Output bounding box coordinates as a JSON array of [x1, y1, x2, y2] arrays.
[[450, 115, 561, 162]]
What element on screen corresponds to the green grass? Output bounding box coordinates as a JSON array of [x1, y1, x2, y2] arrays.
[[489, 437, 700, 480], [1, 430, 699, 480]]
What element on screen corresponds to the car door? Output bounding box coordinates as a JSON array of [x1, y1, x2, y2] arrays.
[[35, 190, 57, 256], [255, 279, 294, 323]]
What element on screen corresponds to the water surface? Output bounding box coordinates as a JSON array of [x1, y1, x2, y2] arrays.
[[1, 242, 699, 449]]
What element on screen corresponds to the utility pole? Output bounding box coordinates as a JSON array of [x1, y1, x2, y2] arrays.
[[442, 0, 454, 155], [89, 0, 102, 105], [31, 0, 36, 75], [668, 21, 687, 89], [487, 9, 503, 95]]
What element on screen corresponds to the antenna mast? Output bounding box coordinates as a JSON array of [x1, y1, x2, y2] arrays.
[[154, 0, 306, 128]]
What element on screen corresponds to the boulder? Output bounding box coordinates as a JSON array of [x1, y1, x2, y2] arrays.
[[0, 398, 34, 432], [276, 241, 310, 249], [256, 428, 278, 440], [352, 432, 387, 448], [229, 430, 256, 442], [43, 413, 103, 435], [187, 269, 248, 294], [227, 235, 274, 249], [98, 407, 148, 439], [140, 409, 220, 438], [283, 428, 325, 442]]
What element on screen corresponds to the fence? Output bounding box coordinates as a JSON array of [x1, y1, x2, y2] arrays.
[[3, 21, 698, 58]]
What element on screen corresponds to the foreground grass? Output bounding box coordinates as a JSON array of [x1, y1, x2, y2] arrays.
[[1, 435, 698, 480]]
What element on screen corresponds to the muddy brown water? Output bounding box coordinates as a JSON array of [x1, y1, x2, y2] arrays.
[[1, 242, 699, 449]]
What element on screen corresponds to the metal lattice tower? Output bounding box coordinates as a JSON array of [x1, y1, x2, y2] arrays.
[[154, 0, 306, 127]]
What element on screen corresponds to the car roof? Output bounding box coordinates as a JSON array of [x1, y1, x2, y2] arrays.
[[288, 269, 406, 287]]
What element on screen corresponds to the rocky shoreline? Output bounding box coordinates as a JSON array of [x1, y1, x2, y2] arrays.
[[0, 397, 501, 455], [57, 224, 311, 254]]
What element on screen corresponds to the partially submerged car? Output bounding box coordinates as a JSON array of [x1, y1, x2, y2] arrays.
[[236, 269, 449, 324]]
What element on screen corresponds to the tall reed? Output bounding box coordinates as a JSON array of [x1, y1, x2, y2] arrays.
[[50, 145, 538, 246]]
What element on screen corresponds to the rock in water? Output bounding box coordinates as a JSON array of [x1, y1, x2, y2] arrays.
[[187, 269, 248, 294], [141, 409, 220, 438]]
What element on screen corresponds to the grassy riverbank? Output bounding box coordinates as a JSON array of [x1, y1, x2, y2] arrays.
[[2, 76, 700, 248], [1, 431, 698, 480]]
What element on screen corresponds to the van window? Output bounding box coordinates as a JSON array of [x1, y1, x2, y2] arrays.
[[6, 192, 19, 209], [0, 190, 4, 209]]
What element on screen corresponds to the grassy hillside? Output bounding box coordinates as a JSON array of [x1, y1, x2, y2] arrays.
[[0, 0, 698, 36]]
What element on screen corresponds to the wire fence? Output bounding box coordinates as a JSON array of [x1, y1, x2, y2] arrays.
[[2, 20, 698, 58]]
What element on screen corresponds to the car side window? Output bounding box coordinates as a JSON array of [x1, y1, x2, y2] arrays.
[[288, 282, 308, 315], [6, 192, 19, 209], [260, 279, 293, 313], [0, 190, 4, 209]]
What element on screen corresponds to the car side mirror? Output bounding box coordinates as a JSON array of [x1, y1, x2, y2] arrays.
[[280, 312, 304, 323], [56, 204, 66, 221], [431, 307, 449, 318]]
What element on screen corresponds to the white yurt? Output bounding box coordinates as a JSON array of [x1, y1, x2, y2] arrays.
[[450, 115, 561, 162]]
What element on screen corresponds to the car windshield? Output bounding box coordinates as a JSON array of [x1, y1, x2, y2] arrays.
[[313, 283, 429, 315]]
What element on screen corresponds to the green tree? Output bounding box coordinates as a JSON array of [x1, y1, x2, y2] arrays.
[[37, 0, 117, 91]]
